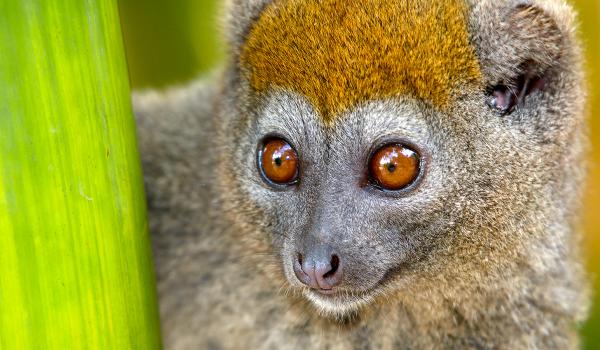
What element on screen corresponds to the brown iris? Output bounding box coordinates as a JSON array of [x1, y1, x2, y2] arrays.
[[259, 138, 299, 185], [369, 144, 420, 191]]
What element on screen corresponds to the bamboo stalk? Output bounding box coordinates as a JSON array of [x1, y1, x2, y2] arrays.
[[0, 0, 162, 348]]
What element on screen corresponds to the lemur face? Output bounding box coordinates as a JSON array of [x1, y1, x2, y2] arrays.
[[224, 0, 580, 316], [244, 93, 463, 315]]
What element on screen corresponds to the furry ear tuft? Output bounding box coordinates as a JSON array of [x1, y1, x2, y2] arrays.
[[470, 0, 582, 113], [471, 1, 577, 87]]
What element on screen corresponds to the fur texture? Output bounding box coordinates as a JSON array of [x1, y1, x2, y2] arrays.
[[134, 0, 589, 348], [241, 0, 481, 121]]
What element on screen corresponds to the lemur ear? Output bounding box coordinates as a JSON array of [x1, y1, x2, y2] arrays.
[[471, 0, 579, 113], [225, 0, 272, 54]]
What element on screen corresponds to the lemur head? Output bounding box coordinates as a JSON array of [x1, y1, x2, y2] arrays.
[[217, 0, 586, 318]]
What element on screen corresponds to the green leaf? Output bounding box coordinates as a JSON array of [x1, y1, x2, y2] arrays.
[[0, 0, 162, 348]]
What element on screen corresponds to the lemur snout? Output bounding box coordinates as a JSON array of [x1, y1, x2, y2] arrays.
[[293, 246, 343, 291]]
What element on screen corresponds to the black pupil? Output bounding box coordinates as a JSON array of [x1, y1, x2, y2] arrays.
[[387, 163, 396, 173], [274, 157, 282, 166]]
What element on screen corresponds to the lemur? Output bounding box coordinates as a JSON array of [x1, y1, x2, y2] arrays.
[[133, 0, 590, 348]]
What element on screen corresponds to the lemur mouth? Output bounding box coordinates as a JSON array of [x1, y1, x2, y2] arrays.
[[302, 287, 377, 316], [306, 289, 353, 305], [306, 286, 375, 302], [312, 288, 337, 296]]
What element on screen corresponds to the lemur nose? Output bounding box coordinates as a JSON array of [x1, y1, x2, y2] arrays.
[[293, 245, 342, 290]]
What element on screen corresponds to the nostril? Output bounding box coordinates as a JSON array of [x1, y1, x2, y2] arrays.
[[293, 252, 316, 288], [323, 254, 339, 279]]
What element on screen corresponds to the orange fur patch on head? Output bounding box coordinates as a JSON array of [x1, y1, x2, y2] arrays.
[[241, 0, 482, 122]]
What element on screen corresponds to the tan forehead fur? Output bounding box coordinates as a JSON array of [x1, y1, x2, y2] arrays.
[[241, 0, 482, 122]]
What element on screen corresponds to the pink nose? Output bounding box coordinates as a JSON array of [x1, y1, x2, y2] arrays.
[[293, 246, 343, 290]]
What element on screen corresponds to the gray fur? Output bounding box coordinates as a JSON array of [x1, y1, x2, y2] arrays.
[[134, 0, 589, 348], [223, 0, 272, 57]]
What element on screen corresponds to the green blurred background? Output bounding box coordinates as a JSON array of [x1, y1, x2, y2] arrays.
[[117, 0, 600, 346]]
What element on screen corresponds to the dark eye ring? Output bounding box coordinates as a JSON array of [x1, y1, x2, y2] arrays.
[[367, 142, 421, 192], [258, 137, 299, 186]]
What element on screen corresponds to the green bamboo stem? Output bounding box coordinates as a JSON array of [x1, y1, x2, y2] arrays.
[[0, 1, 161, 348]]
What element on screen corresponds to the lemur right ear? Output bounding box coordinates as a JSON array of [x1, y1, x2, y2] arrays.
[[224, 0, 272, 55], [470, 0, 579, 113]]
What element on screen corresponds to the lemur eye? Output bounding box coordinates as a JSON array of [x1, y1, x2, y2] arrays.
[[368, 144, 420, 191], [259, 138, 299, 185]]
